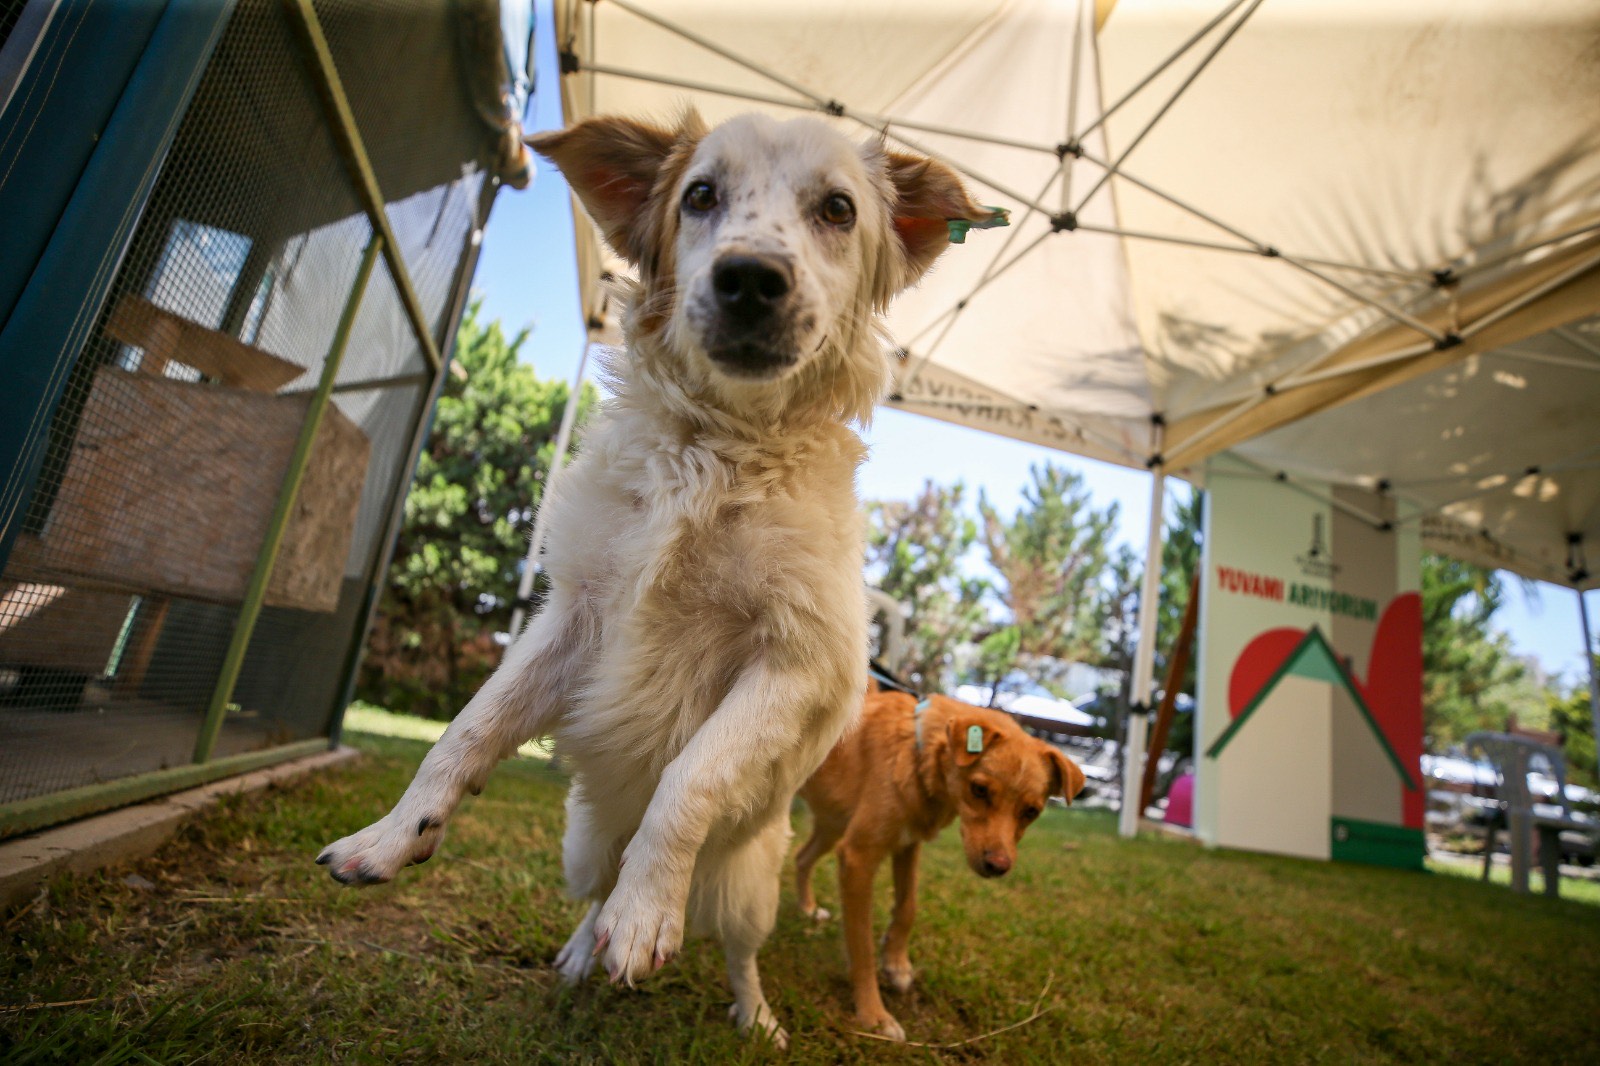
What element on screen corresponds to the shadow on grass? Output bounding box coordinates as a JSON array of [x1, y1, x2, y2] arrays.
[[3, 728, 1599, 1063]]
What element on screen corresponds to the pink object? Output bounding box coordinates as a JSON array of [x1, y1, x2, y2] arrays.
[[1165, 772, 1195, 827]]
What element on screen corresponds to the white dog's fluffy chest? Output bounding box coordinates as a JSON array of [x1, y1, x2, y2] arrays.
[[539, 407, 869, 802]]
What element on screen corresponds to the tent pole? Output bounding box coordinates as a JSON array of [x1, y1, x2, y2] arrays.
[[509, 337, 592, 644], [1493, 347, 1600, 374], [1571, 535, 1600, 758], [1556, 325, 1600, 361], [1581, 589, 1599, 760], [1121, 430, 1166, 838]]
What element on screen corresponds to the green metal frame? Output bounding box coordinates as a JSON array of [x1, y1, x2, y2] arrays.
[[283, 0, 444, 375], [0, 738, 329, 840]]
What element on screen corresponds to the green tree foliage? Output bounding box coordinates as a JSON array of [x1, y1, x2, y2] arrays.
[[1548, 681, 1597, 787], [864, 481, 988, 690], [1156, 489, 1204, 699], [357, 301, 592, 719], [1086, 490, 1202, 760], [1421, 554, 1546, 748], [1151, 490, 1204, 762], [978, 463, 1118, 693], [1091, 543, 1141, 711]]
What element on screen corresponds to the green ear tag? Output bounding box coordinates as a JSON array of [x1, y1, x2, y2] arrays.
[[966, 725, 984, 754]]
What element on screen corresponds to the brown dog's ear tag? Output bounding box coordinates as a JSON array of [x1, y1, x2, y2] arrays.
[[966, 725, 984, 754]]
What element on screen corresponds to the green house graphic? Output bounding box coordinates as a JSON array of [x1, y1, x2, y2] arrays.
[[1205, 627, 1422, 869]]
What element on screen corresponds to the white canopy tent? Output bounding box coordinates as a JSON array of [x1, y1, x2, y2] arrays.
[[534, 0, 1600, 828]]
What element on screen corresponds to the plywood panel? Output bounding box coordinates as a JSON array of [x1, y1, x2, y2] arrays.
[[9, 368, 368, 612], [0, 584, 129, 675], [1214, 675, 1332, 861], [105, 295, 306, 392]]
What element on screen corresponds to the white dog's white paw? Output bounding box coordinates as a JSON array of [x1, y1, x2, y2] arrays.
[[800, 903, 831, 923], [729, 1001, 789, 1051], [554, 923, 599, 984], [316, 812, 445, 887], [595, 873, 685, 986]]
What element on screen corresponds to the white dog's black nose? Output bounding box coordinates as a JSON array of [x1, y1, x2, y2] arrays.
[[712, 255, 793, 323]]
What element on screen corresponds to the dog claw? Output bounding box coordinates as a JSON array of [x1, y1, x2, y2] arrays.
[[592, 930, 610, 958], [314, 852, 331, 865]]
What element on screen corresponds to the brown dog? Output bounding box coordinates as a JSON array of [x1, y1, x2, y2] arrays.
[[795, 687, 1086, 1040]]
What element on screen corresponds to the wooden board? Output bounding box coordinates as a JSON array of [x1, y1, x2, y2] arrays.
[[9, 368, 369, 613], [105, 294, 306, 392], [0, 584, 130, 675]]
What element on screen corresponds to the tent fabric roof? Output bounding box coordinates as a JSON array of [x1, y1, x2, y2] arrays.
[[550, 0, 1600, 589]]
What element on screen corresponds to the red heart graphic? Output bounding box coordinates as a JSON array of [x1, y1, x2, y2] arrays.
[[1226, 593, 1423, 828]]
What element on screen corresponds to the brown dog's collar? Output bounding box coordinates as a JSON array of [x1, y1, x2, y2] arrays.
[[913, 698, 931, 752]]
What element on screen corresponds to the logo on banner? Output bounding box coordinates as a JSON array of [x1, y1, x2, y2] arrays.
[[1296, 515, 1340, 579]]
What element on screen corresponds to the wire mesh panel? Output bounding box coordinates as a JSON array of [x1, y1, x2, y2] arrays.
[[0, 0, 515, 830], [1, 1, 27, 56], [226, 259, 433, 751], [0, 0, 379, 806]]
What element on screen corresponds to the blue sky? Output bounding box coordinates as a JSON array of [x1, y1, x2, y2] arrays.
[[469, 2, 1597, 688]]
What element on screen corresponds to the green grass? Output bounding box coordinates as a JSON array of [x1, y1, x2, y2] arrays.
[[343, 701, 551, 758], [4, 727, 1600, 1064], [1428, 849, 1600, 905]]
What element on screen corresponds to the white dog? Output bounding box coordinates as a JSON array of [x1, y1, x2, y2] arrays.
[[317, 111, 988, 1045]]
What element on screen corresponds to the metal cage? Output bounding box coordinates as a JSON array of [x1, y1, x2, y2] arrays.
[[0, 0, 534, 837]]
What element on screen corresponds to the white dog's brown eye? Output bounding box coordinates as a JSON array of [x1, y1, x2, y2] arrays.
[[683, 181, 718, 213], [821, 193, 855, 226]]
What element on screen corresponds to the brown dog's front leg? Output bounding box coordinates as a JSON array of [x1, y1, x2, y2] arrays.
[[881, 843, 919, 993], [839, 845, 904, 1041]]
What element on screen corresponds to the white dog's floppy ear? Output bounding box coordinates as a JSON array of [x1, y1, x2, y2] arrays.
[[528, 113, 705, 270], [884, 151, 991, 283]]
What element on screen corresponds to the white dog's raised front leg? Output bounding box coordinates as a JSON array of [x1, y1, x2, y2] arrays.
[[596, 661, 822, 985], [316, 593, 594, 886]]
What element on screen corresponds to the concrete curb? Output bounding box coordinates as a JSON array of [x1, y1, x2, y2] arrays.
[[0, 746, 360, 912]]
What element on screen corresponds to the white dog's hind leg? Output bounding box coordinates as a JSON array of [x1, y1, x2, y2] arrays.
[[700, 817, 790, 1050], [317, 591, 594, 886], [554, 902, 602, 984], [552, 786, 624, 982]]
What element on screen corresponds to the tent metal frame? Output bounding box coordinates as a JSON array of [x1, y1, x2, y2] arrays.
[[554, 0, 1600, 477]]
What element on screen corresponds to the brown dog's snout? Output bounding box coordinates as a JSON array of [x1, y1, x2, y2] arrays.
[[712, 254, 793, 323], [979, 850, 1012, 878]]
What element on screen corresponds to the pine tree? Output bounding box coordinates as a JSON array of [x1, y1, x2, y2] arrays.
[[357, 301, 593, 718]]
